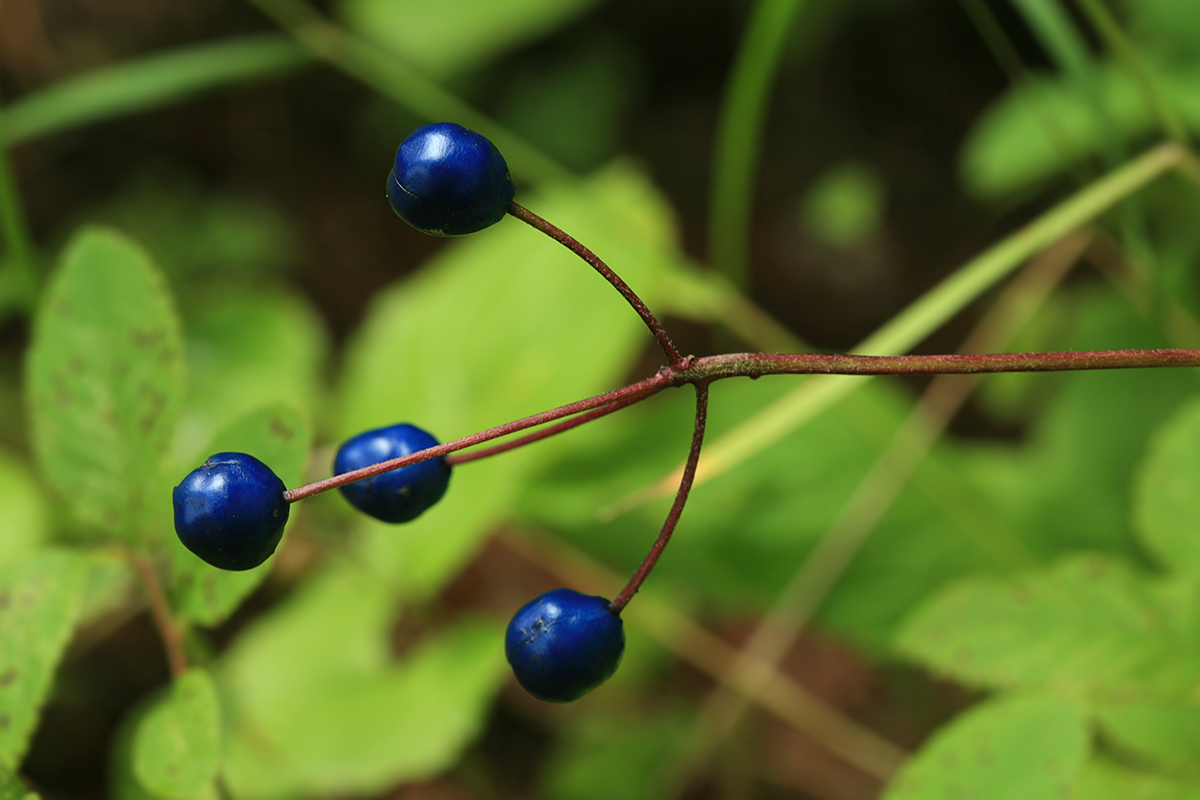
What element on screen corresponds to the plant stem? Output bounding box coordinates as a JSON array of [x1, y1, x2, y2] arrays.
[[1075, 0, 1190, 148], [0, 111, 37, 311], [244, 0, 567, 183], [284, 370, 675, 502], [681, 143, 1187, 493], [508, 201, 684, 367], [611, 382, 709, 614], [288, 345, 1200, 503], [678, 347, 1200, 380], [709, 0, 809, 289], [499, 528, 905, 780], [129, 553, 187, 679], [446, 385, 660, 466]]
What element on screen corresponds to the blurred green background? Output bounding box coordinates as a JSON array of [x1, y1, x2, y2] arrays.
[[4, 0, 1200, 798]]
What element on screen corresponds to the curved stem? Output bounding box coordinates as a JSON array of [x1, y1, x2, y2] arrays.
[[611, 382, 709, 614], [709, 0, 808, 289], [285, 370, 674, 502], [508, 201, 684, 367]]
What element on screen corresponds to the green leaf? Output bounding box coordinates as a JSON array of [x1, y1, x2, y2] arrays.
[[337, 163, 687, 600], [0, 451, 46, 568], [1093, 701, 1200, 773], [221, 566, 506, 798], [0, 551, 90, 770], [954, 291, 1195, 563], [882, 694, 1089, 800], [959, 63, 1200, 198], [337, 0, 600, 80], [538, 710, 692, 800], [179, 289, 327, 461], [1134, 397, 1200, 575], [25, 227, 184, 542], [895, 555, 1200, 702], [170, 404, 311, 627], [0, 769, 36, 800], [5, 35, 309, 146], [86, 179, 295, 284], [1072, 758, 1200, 799], [132, 670, 221, 799]]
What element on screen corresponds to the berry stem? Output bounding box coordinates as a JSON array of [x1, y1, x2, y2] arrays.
[[610, 381, 709, 615], [446, 383, 662, 466], [508, 201, 685, 368], [284, 370, 675, 502]]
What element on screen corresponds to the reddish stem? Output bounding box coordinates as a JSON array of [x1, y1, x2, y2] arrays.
[[610, 381, 709, 615], [130, 553, 187, 679], [680, 348, 1200, 378], [285, 370, 674, 502], [288, 347, 1200, 503], [447, 384, 661, 466], [508, 202, 685, 368]]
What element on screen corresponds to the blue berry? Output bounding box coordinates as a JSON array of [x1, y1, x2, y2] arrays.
[[387, 122, 514, 236], [333, 423, 451, 523], [173, 452, 290, 571], [505, 588, 625, 703]]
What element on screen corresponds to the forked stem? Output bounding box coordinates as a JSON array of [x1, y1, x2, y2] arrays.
[[610, 382, 709, 615], [285, 370, 674, 502], [446, 385, 661, 466], [287, 346, 1200, 503]]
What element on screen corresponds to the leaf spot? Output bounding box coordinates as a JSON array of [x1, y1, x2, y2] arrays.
[[130, 327, 166, 349], [270, 417, 295, 441], [0, 668, 18, 687]]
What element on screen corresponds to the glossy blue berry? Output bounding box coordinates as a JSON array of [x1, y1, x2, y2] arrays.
[[173, 452, 290, 571], [387, 122, 514, 236], [333, 423, 451, 523], [505, 588, 625, 703]]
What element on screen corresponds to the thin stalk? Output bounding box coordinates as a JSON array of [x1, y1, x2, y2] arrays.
[[668, 230, 1089, 789], [709, 0, 808, 289], [4, 34, 309, 146], [678, 347, 1200, 379], [129, 553, 187, 679], [289, 345, 1200, 503], [0, 112, 37, 310], [446, 386, 658, 466], [611, 382, 709, 614], [509, 201, 684, 367], [243, 0, 567, 183], [499, 528, 905, 781], [677, 142, 1186, 493], [285, 371, 674, 502], [1076, 0, 1189, 147]]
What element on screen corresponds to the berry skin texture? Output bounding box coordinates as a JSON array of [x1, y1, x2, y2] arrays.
[[505, 588, 625, 703], [333, 423, 451, 523], [173, 452, 290, 571], [387, 122, 515, 236]]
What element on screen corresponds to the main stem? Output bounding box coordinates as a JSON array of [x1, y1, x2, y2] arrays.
[[679, 347, 1200, 378], [611, 382, 709, 614]]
